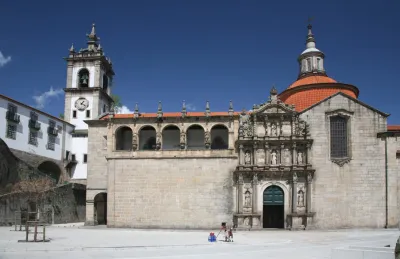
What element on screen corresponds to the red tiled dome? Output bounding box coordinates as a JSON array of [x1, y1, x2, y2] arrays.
[[288, 75, 337, 89], [279, 75, 359, 112]]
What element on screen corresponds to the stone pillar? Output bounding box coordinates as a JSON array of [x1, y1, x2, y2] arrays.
[[238, 173, 244, 214], [307, 173, 312, 213], [292, 142, 297, 165], [280, 143, 284, 165], [252, 142, 258, 165], [292, 173, 298, 213], [239, 145, 244, 165], [252, 174, 258, 214], [306, 143, 312, 165]]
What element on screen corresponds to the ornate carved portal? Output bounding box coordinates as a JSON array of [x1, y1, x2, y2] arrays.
[[233, 88, 315, 230]]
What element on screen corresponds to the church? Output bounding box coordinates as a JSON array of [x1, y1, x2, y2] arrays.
[[64, 23, 400, 229]]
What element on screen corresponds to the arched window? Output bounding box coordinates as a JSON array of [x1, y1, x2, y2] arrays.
[[139, 126, 156, 150], [316, 58, 321, 70], [162, 125, 180, 150], [306, 58, 312, 72], [78, 69, 90, 88], [103, 75, 109, 91], [115, 126, 132, 151], [211, 125, 228, 150], [187, 125, 205, 150], [330, 116, 348, 158]]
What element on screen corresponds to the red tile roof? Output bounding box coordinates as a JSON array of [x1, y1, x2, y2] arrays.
[[280, 88, 358, 112], [388, 125, 400, 131], [101, 111, 240, 120]]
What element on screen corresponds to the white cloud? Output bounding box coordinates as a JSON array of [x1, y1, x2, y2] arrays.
[[116, 105, 133, 114], [0, 51, 11, 67], [33, 87, 64, 109], [186, 103, 196, 111]]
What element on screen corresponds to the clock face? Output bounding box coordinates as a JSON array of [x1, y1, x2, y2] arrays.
[[75, 98, 89, 111]]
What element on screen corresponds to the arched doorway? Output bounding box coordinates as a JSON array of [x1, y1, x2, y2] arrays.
[[94, 193, 107, 225], [263, 185, 284, 228], [37, 161, 61, 183]]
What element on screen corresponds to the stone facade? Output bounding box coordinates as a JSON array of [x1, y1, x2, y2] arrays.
[[301, 92, 397, 229], [233, 89, 314, 230], [85, 90, 400, 230]]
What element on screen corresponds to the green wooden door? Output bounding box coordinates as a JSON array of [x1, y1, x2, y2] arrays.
[[263, 185, 284, 206]]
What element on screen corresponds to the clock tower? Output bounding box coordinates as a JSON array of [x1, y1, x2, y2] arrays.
[[63, 23, 114, 130], [63, 24, 114, 180]]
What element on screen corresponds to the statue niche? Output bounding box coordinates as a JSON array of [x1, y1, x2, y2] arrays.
[[283, 148, 291, 165], [271, 150, 278, 165], [298, 189, 305, 207], [244, 150, 252, 165], [243, 188, 252, 213], [297, 151, 303, 164], [256, 149, 265, 165]]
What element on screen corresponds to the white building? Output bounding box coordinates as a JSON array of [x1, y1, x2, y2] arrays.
[[0, 94, 75, 183]]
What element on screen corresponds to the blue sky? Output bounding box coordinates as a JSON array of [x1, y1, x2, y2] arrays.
[[0, 0, 399, 124]]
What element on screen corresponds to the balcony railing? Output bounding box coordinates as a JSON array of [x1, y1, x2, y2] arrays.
[[6, 111, 20, 123], [29, 119, 41, 130], [47, 127, 58, 136]]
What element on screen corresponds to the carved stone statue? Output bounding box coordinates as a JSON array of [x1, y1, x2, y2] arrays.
[[244, 190, 251, 207], [271, 150, 277, 165], [204, 131, 211, 144], [132, 133, 138, 150], [245, 151, 251, 165], [239, 110, 253, 137], [298, 190, 305, 207], [271, 123, 277, 136], [180, 131, 185, 143], [297, 151, 303, 164], [243, 217, 250, 226]]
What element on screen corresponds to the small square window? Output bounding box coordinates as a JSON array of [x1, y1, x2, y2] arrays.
[[47, 135, 56, 150], [30, 111, 38, 121], [28, 131, 38, 146], [71, 154, 76, 161], [83, 154, 88, 163], [72, 110, 77, 118], [6, 124, 17, 139], [7, 104, 17, 113], [86, 110, 91, 118]]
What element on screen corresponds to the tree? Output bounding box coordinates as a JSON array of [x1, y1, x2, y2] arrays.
[[59, 113, 64, 119], [111, 94, 122, 113]]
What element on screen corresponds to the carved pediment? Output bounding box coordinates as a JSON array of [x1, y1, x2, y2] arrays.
[[252, 102, 296, 117]]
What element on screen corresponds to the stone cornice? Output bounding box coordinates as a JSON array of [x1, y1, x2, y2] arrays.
[[64, 87, 113, 103]]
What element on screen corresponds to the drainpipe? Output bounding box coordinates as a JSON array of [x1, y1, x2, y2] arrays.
[[384, 136, 388, 229]]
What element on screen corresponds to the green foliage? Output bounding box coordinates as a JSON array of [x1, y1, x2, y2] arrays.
[[59, 113, 64, 119], [111, 94, 122, 113]]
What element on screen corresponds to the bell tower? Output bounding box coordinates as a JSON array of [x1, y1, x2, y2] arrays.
[[63, 23, 114, 129]]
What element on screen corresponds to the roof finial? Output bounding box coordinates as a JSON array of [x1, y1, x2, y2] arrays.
[[134, 103, 139, 119], [157, 101, 163, 120], [305, 17, 316, 47], [87, 23, 100, 42], [205, 100, 210, 117], [270, 85, 278, 95], [228, 100, 234, 117], [69, 43, 75, 53], [181, 100, 187, 117]]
